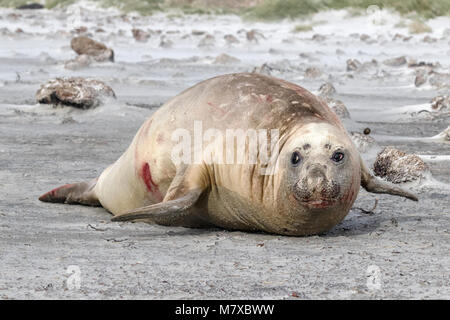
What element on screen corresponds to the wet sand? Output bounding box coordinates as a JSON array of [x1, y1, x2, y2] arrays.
[[0, 4, 449, 299]]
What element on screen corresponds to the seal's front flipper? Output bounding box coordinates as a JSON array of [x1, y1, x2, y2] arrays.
[[360, 157, 418, 201], [39, 179, 100, 206], [111, 188, 204, 225]]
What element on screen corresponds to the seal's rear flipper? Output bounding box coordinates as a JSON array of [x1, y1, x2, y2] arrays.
[[39, 179, 100, 206], [360, 157, 418, 201], [111, 188, 204, 225]]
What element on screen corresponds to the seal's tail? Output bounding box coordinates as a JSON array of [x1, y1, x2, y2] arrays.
[[39, 179, 100, 206]]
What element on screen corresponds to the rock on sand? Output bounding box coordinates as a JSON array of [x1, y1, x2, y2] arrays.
[[373, 147, 429, 184], [71, 36, 114, 62], [132, 28, 150, 42], [383, 56, 407, 67], [324, 98, 351, 119], [318, 82, 336, 97], [213, 53, 240, 64], [36, 78, 116, 109], [431, 95, 450, 111]]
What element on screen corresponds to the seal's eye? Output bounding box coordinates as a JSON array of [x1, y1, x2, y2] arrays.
[[291, 151, 302, 166], [331, 151, 345, 163]]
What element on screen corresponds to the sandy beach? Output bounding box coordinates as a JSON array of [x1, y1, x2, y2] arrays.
[[0, 2, 449, 299]]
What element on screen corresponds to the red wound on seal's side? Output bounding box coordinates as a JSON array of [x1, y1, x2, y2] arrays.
[[141, 163, 163, 202], [141, 163, 155, 192]]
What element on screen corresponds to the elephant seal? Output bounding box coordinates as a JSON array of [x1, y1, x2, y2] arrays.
[[39, 73, 417, 236]]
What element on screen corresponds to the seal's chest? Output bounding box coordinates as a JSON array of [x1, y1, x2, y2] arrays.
[[204, 186, 265, 231]]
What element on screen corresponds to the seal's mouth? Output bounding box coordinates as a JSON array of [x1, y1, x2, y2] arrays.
[[292, 177, 341, 209], [299, 198, 338, 209]]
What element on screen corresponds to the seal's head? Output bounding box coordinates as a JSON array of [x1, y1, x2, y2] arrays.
[[276, 122, 361, 235]]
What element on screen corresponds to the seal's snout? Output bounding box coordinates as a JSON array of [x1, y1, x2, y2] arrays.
[[306, 164, 327, 194], [293, 164, 340, 209]]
